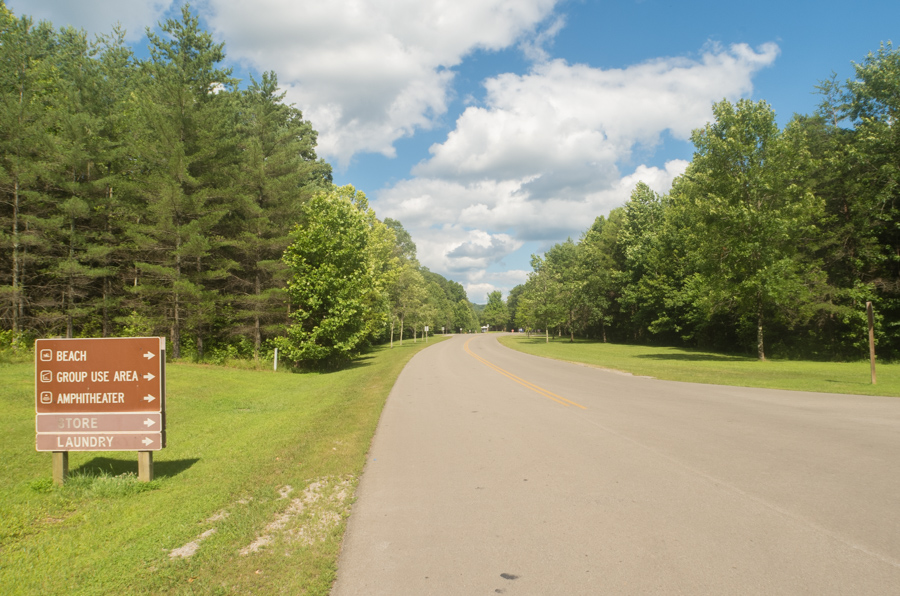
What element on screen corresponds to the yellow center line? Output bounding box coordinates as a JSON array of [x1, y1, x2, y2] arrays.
[[464, 338, 587, 410]]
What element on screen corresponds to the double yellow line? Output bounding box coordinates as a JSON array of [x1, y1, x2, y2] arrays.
[[464, 338, 586, 410]]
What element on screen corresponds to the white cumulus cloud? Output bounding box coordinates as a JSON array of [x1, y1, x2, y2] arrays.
[[202, 0, 561, 167], [465, 269, 531, 304], [415, 42, 779, 183], [377, 43, 778, 295]]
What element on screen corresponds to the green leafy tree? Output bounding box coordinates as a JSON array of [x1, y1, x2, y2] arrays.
[[544, 240, 591, 342], [278, 185, 395, 366], [388, 262, 426, 346], [520, 256, 564, 341], [831, 43, 900, 356], [506, 283, 526, 330], [756, 113, 875, 358], [383, 217, 417, 262], [421, 268, 466, 332], [616, 183, 688, 344], [410, 282, 437, 342], [453, 298, 478, 333], [674, 99, 826, 359], [578, 209, 625, 342], [423, 279, 451, 336], [482, 290, 509, 331], [514, 286, 539, 336]]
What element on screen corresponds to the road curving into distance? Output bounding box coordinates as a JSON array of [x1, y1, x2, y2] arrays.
[[332, 333, 900, 595]]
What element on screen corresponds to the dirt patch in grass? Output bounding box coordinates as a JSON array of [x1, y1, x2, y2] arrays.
[[241, 476, 354, 555]]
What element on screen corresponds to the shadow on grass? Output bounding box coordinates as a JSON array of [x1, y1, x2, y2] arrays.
[[285, 356, 375, 374], [635, 353, 753, 363], [323, 341, 436, 373], [823, 379, 869, 386], [344, 354, 377, 370], [511, 337, 754, 362], [72, 457, 199, 479], [515, 337, 562, 344], [286, 336, 448, 374], [306, 355, 377, 375]]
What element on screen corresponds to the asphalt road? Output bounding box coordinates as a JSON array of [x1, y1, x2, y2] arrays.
[[332, 333, 900, 595]]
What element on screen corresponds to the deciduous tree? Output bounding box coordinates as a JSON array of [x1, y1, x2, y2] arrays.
[[674, 99, 826, 360], [278, 185, 395, 366], [482, 290, 509, 331]]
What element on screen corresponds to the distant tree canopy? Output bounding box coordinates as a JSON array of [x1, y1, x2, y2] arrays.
[[517, 50, 900, 360], [482, 290, 509, 330]]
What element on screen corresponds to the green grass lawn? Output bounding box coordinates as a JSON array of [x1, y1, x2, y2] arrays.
[[499, 336, 899, 397], [0, 338, 445, 595]]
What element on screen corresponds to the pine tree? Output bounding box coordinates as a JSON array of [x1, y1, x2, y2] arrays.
[[0, 7, 57, 344], [130, 6, 238, 358], [227, 71, 331, 359]]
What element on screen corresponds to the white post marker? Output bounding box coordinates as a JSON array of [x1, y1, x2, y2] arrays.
[[867, 301, 876, 384], [274, 347, 278, 372]]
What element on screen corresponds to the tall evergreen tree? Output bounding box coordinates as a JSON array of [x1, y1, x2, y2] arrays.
[[90, 28, 139, 338], [43, 26, 120, 338], [228, 71, 331, 359], [0, 6, 56, 344], [130, 5, 239, 358]]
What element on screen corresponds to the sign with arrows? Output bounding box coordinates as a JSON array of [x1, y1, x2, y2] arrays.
[[35, 337, 166, 452]]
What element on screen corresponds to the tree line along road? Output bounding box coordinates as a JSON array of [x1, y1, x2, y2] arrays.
[[332, 333, 900, 595]]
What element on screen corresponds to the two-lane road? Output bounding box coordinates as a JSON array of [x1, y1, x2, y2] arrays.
[[333, 334, 900, 595]]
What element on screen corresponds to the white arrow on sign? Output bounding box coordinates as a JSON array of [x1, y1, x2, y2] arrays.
[[143, 351, 155, 360], [143, 372, 155, 381], [143, 394, 156, 403], [142, 437, 153, 446], [143, 418, 156, 428]]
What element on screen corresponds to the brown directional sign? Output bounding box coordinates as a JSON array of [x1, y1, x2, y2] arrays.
[[36, 412, 162, 433], [36, 433, 162, 452], [35, 337, 166, 452], [35, 337, 164, 414]]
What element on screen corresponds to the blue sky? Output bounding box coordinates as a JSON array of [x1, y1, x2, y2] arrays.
[[12, 0, 900, 302]]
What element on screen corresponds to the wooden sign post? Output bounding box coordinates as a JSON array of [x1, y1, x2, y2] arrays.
[[35, 337, 166, 484]]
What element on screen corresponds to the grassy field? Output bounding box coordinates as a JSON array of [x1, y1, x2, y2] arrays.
[[499, 335, 900, 398], [0, 337, 444, 595]]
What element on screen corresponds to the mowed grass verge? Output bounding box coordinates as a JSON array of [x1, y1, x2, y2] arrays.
[[499, 336, 899, 397], [0, 337, 445, 596]]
